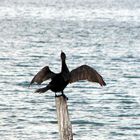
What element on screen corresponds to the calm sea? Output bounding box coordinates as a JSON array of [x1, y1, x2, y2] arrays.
[[0, 0, 140, 140]]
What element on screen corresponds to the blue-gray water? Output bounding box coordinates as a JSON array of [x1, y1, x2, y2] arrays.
[[0, 0, 140, 140]]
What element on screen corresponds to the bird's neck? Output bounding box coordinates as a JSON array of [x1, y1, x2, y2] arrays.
[[61, 59, 69, 72]]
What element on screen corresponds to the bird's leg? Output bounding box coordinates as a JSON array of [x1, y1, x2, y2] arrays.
[[55, 93, 58, 98], [61, 91, 68, 100]]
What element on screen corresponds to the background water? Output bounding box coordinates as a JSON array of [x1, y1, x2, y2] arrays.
[[0, 0, 140, 140]]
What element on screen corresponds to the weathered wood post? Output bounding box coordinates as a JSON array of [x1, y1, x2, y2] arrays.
[[55, 96, 73, 140]]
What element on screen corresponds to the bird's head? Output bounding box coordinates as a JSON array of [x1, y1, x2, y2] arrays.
[[61, 51, 66, 61]]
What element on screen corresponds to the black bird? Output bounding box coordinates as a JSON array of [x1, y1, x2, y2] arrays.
[[30, 51, 106, 99]]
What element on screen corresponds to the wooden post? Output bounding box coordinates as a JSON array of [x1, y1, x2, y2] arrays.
[[55, 96, 73, 140]]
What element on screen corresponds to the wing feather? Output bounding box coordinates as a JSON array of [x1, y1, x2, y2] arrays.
[[30, 66, 55, 86], [69, 65, 106, 86]]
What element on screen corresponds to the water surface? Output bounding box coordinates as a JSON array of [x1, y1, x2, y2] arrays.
[[0, 0, 140, 140]]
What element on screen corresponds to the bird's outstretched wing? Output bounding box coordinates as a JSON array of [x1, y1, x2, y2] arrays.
[[30, 66, 55, 86], [69, 65, 106, 86]]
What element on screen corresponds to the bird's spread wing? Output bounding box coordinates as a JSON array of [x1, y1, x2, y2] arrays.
[[69, 65, 106, 86], [30, 66, 55, 86]]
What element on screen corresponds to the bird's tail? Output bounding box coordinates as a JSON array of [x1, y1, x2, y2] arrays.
[[35, 86, 49, 93]]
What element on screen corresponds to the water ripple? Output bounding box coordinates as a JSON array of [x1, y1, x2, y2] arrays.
[[0, 1, 140, 140]]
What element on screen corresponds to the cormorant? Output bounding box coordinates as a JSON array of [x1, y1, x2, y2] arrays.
[[30, 51, 106, 99]]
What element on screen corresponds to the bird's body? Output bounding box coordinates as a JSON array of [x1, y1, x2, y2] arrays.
[[49, 73, 69, 93], [30, 51, 106, 99]]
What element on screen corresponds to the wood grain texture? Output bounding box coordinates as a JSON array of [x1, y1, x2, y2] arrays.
[[55, 96, 73, 140]]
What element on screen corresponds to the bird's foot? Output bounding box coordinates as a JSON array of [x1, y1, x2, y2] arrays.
[[62, 94, 68, 100], [55, 93, 68, 100]]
